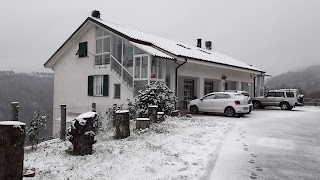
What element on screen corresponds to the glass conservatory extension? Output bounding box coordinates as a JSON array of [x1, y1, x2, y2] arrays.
[[95, 26, 168, 96]]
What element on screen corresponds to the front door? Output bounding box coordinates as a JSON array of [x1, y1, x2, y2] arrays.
[[184, 79, 194, 109]]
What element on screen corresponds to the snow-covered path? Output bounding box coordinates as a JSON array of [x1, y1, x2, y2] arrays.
[[210, 107, 320, 180], [24, 116, 233, 180]]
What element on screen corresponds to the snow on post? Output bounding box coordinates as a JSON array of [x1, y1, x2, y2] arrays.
[[67, 111, 98, 155], [114, 110, 130, 139], [136, 118, 150, 129], [0, 121, 26, 179]]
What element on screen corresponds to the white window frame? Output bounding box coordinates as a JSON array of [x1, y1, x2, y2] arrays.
[[94, 75, 104, 96], [95, 27, 111, 67]]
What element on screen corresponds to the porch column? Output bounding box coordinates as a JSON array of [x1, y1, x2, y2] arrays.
[[197, 77, 204, 98], [256, 76, 261, 96], [238, 81, 242, 91], [220, 80, 225, 91]]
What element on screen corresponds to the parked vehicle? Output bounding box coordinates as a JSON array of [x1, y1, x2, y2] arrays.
[[252, 89, 304, 110], [188, 92, 250, 117], [223, 90, 253, 113]]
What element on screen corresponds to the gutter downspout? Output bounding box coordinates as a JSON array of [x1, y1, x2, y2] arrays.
[[175, 58, 187, 108]]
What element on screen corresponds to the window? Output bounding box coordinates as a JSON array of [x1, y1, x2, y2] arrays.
[[276, 92, 285, 97], [267, 92, 275, 97], [203, 94, 215, 100], [95, 27, 111, 66], [214, 94, 230, 99], [286, 92, 294, 97], [204, 81, 213, 95], [114, 84, 121, 98], [77, 42, 88, 58], [88, 75, 109, 96], [151, 57, 164, 79]]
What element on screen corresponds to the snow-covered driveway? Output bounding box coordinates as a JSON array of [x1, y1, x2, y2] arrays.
[[209, 106, 320, 180], [24, 116, 233, 180]]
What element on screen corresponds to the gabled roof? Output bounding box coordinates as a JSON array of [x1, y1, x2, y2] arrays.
[[45, 17, 264, 73]]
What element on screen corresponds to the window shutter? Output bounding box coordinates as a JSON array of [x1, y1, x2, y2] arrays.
[[103, 75, 109, 96], [88, 76, 94, 96], [79, 42, 88, 57]]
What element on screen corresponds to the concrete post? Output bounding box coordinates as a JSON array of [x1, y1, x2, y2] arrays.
[[60, 104, 66, 141], [11, 102, 19, 121]]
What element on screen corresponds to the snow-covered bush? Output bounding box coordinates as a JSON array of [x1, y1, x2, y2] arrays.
[[135, 81, 177, 117], [26, 108, 49, 149], [127, 99, 138, 120]]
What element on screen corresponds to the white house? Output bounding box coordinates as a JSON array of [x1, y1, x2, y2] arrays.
[[45, 12, 266, 134]]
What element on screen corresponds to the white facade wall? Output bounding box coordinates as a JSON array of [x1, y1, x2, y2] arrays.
[[176, 61, 255, 109], [52, 26, 134, 135]]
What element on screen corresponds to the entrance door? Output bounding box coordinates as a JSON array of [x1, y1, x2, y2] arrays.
[[184, 79, 194, 109]]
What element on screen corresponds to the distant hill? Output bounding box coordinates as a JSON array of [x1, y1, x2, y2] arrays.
[[0, 71, 54, 138], [265, 65, 320, 98]]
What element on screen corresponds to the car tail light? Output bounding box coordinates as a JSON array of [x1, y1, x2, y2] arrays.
[[235, 100, 240, 105]]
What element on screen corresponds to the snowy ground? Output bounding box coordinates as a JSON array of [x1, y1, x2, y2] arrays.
[[24, 116, 233, 180]]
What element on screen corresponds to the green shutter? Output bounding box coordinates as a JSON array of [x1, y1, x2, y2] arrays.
[[88, 76, 94, 96], [103, 75, 109, 96], [79, 42, 88, 57]]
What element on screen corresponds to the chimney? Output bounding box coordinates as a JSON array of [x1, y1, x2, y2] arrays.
[[197, 39, 202, 48], [91, 10, 101, 18], [205, 41, 212, 50]]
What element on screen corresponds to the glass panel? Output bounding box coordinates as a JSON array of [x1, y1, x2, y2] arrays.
[[158, 58, 163, 79], [103, 54, 110, 64], [95, 76, 103, 95], [96, 39, 102, 54], [151, 57, 157, 78], [134, 46, 145, 55], [94, 55, 102, 65], [141, 56, 148, 78], [135, 57, 141, 78], [96, 27, 103, 38], [103, 37, 110, 53], [123, 40, 133, 74], [112, 35, 122, 63], [103, 30, 109, 36], [134, 80, 148, 96]]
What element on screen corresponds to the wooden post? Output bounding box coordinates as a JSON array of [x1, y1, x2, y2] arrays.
[[148, 105, 158, 123], [92, 102, 96, 112], [157, 112, 165, 122], [11, 102, 19, 121], [0, 121, 26, 179], [136, 118, 150, 129], [114, 110, 130, 139], [60, 104, 66, 141], [68, 112, 97, 155]]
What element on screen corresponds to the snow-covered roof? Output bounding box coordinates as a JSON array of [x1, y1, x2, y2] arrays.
[[92, 17, 264, 73], [130, 42, 174, 60], [44, 17, 264, 73]]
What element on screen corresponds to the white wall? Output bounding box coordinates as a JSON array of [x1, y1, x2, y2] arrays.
[[52, 26, 134, 135], [176, 60, 255, 109]]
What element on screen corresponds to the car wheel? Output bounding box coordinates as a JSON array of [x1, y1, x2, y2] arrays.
[[253, 101, 261, 109], [225, 107, 235, 117], [280, 102, 290, 110], [190, 105, 199, 114]]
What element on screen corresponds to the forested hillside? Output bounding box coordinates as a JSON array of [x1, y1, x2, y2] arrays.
[[0, 71, 54, 138], [0, 71, 53, 108], [265, 65, 320, 98]]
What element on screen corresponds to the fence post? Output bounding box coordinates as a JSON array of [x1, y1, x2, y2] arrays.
[[11, 102, 19, 121], [60, 104, 66, 141], [92, 102, 96, 112]]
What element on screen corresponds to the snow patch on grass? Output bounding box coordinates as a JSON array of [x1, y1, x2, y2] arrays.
[[24, 116, 232, 180]]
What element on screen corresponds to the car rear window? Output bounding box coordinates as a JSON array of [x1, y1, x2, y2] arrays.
[[241, 92, 250, 97], [286, 92, 294, 97]]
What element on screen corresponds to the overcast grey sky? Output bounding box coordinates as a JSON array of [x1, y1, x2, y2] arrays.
[[0, 0, 319, 76]]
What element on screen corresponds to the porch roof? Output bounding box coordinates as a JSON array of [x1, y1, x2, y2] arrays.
[[130, 42, 174, 60]]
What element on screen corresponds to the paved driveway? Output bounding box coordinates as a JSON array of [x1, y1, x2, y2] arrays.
[[202, 107, 320, 180]]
